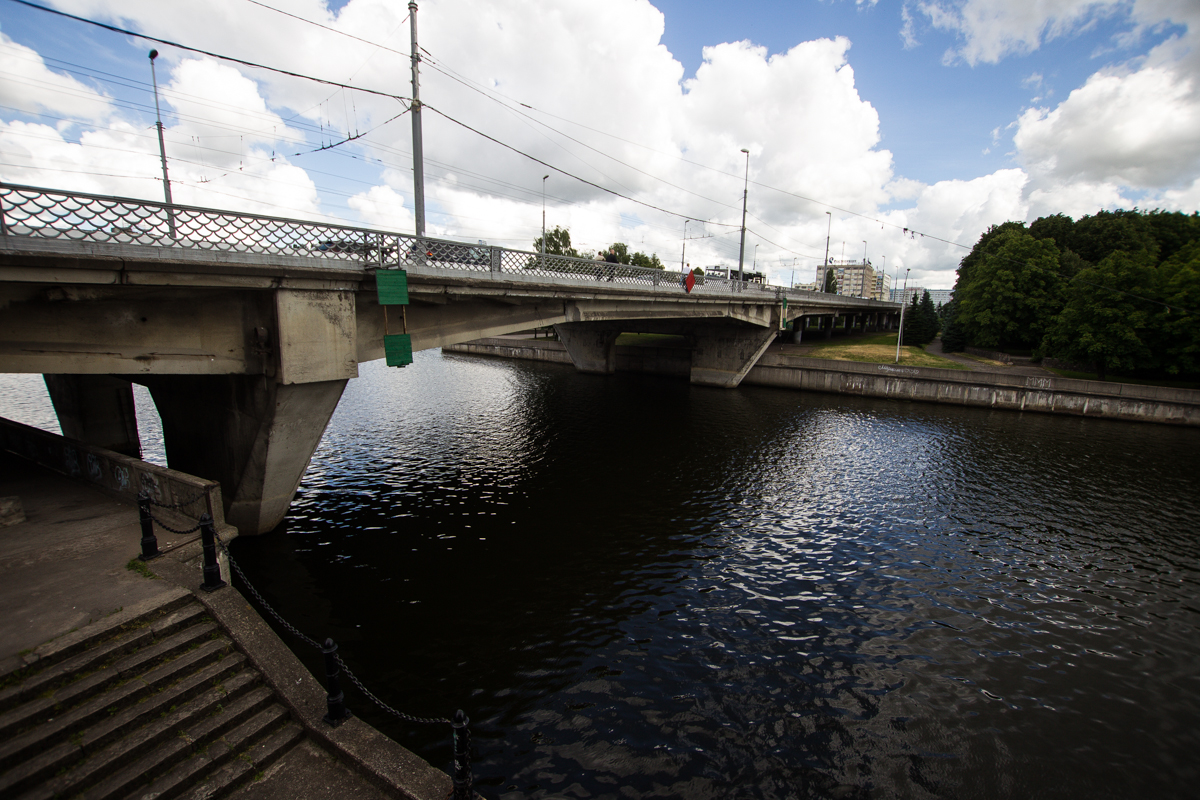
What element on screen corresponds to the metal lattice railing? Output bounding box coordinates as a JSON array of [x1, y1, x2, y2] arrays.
[[0, 182, 893, 306]]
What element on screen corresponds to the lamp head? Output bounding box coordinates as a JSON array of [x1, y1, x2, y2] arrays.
[[740, 148, 749, 154], [149, 49, 159, 61]]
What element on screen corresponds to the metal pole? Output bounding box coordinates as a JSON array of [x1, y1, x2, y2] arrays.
[[137, 491, 160, 560], [199, 514, 227, 592], [148, 50, 176, 239], [409, 2, 426, 238], [895, 268, 910, 363], [737, 148, 749, 286], [322, 638, 352, 726], [452, 709, 473, 800], [823, 211, 831, 292], [541, 174, 548, 261], [862, 240, 867, 298], [681, 219, 689, 273]]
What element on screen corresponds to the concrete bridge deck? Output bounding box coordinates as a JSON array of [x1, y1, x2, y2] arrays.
[[1, 183, 899, 534]]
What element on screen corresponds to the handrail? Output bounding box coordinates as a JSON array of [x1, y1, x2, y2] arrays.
[[0, 183, 897, 308]]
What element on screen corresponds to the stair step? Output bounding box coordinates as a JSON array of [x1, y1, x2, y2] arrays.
[[0, 636, 235, 777], [177, 721, 304, 800], [85, 704, 293, 800], [3, 587, 192, 678], [0, 626, 154, 715], [0, 621, 219, 743], [16, 673, 269, 800]]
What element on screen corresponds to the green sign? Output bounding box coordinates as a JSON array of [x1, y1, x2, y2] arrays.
[[384, 333, 413, 367], [376, 269, 409, 305]]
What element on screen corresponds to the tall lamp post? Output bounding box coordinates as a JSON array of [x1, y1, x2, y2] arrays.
[[822, 211, 831, 291], [681, 218, 690, 273], [895, 267, 910, 363], [861, 240, 867, 297], [541, 174, 549, 260], [148, 50, 175, 239], [409, 1, 425, 238], [737, 148, 749, 285]]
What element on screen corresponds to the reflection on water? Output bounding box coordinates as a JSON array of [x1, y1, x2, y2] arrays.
[[5, 355, 1200, 798]]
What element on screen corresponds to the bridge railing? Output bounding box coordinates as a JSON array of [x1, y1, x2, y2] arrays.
[[0, 183, 892, 308]]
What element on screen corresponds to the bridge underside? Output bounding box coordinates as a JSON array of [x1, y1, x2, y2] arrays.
[[1, 258, 897, 535]]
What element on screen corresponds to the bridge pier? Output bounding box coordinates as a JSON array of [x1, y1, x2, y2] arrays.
[[43, 374, 141, 458], [554, 323, 621, 374], [143, 375, 347, 535], [690, 324, 778, 388]]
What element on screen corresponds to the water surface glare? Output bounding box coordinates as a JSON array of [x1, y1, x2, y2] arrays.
[[9, 349, 1196, 798]]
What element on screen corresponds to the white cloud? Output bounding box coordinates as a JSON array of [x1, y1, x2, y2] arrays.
[[912, 0, 1126, 65], [0, 32, 113, 124]]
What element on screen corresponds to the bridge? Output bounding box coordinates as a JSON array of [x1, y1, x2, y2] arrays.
[[1, 184, 899, 534]]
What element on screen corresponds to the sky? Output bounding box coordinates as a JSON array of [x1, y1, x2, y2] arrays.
[[1, 0, 1198, 290]]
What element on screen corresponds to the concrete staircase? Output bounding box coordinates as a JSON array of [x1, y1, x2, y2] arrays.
[[0, 588, 303, 800]]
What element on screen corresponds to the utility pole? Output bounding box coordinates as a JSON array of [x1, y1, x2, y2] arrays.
[[895, 268, 910, 363], [409, 2, 425, 238], [862, 240, 867, 297], [681, 218, 690, 273], [823, 211, 831, 292], [737, 148, 749, 286], [541, 174, 548, 260], [148, 50, 175, 239]]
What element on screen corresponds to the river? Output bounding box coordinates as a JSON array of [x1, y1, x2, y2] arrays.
[[3, 352, 1199, 798]]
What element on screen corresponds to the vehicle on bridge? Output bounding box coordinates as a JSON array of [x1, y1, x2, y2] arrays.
[[296, 239, 397, 259]]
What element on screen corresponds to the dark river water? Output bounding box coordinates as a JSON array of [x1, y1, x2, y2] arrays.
[[4, 352, 1200, 798]]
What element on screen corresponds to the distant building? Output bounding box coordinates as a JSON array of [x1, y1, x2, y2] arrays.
[[889, 286, 954, 306], [791, 281, 819, 292], [827, 260, 889, 301]]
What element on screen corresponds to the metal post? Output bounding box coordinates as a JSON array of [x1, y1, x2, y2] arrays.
[[137, 491, 160, 560], [823, 211, 831, 292], [148, 50, 176, 240], [895, 268, 910, 363], [0, 181, 8, 237], [452, 709, 473, 800], [541, 174, 548, 264], [409, 2, 425, 240], [737, 148, 749, 287], [199, 513, 227, 592], [322, 638, 352, 726]]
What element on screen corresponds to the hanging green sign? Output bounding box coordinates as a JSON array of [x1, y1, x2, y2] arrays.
[[376, 269, 409, 305], [384, 333, 413, 367]]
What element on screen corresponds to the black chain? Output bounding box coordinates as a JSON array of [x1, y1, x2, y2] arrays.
[[147, 513, 202, 535], [334, 652, 450, 726], [211, 529, 322, 650]]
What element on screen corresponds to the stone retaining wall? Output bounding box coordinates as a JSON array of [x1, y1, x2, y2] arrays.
[[445, 338, 1200, 426]]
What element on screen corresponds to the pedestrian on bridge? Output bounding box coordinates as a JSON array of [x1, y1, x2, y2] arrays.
[[603, 246, 619, 282]]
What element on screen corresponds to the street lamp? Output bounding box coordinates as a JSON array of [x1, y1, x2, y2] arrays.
[[541, 174, 549, 259], [895, 267, 910, 363], [737, 148, 749, 286], [862, 240, 867, 297], [752, 243, 758, 272], [822, 211, 831, 291], [148, 49, 175, 238], [681, 218, 690, 273]]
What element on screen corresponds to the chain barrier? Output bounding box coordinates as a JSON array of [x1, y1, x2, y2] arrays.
[[209, 529, 452, 725], [333, 652, 450, 726], [146, 513, 202, 535]]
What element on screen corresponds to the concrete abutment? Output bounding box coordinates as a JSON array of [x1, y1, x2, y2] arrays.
[[43, 374, 141, 457]]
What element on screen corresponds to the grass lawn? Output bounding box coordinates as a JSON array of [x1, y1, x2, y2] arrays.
[[806, 343, 970, 370], [801, 333, 969, 370]]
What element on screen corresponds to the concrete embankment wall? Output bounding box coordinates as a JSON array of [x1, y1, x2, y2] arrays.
[[444, 338, 1200, 426]]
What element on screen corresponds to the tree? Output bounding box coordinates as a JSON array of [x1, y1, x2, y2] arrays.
[[532, 225, 582, 258], [1070, 210, 1159, 266], [902, 290, 938, 346], [629, 251, 665, 269], [1042, 251, 1158, 380], [823, 266, 838, 294], [939, 299, 967, 352], [1154, 240, 1200, 375], [954, 229, 1062, 350]]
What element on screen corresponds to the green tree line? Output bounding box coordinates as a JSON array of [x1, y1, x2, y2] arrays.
[[533, 226, 665, 269], [947, 209, 1200, 380]]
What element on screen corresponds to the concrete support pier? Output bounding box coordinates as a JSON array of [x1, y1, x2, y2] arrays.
[[43, 374, 141, 457], [690, 324, 778, 388], [143, 375, 347, 535], [554, 323, 623, 375]]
